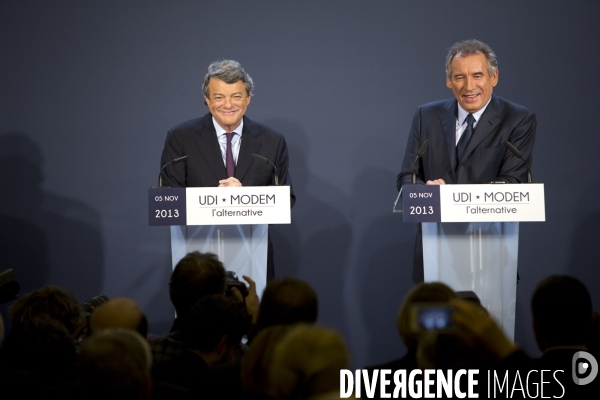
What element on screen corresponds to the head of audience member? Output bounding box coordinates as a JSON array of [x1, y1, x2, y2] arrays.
[[445, 39, 499, 114], [183, 294, 248, 366], [269, 324, 349, 400], [89, 297, 148, 337], [0, 316, 77, 385], [0, 313, 4, 344], [78, 328, 152, 400], [9, 285, 85, 338], [169, 252, 226, 327], [456, 290, 480, 304], [242, 325, 292, 400], [396, 282, 458, 353], [456, 290, 488, 315], [417, 329, 496, 370], [256, 277, 318, 331], [531, 275, 593, 351]]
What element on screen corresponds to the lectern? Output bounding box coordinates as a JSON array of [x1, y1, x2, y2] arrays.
[[395, 184, 545, 340], [149, 186, 291, 298]]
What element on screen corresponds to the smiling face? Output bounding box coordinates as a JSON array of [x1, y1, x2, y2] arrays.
[[446, 53, 498, 113], [204, 78, 251, 131]]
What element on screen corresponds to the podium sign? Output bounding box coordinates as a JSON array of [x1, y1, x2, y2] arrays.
[[402, 183, 545, 222], [149, 186, 291, 226]]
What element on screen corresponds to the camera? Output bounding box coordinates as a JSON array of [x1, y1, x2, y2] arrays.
[[82, 294, 110, 316], [226, 271, 248, 298]]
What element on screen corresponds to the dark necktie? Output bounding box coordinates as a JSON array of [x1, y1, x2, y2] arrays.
[[456, 113, 474, 162], [225, 132, 235, 178]]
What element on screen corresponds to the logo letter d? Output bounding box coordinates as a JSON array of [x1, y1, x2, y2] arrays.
[[572, 351, 598, 385]]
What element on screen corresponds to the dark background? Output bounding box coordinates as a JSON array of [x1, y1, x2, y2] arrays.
[[1, 0, 599, 367]]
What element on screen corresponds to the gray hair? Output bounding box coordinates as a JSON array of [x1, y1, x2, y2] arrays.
[[203, 59, 254, 98], [78, 328, 152, 397], [268, 324, 349, 399], [445, 39, 498, 77]]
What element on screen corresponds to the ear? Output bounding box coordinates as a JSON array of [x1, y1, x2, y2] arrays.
[[446, 76, 452, 89], [491, 68, 499, 87], [215, 335, 230, 357]]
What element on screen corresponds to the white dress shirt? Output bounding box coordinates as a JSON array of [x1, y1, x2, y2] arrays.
[[213, 117, 243, 166], [455, 99, 491, 145]]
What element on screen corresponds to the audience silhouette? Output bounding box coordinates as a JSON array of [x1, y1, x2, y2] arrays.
[[1, 253, 598, 399]]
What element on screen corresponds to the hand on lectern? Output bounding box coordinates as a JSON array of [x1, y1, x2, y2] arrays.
[[219, 177, 242, 187], [426, 179, 446, 185]]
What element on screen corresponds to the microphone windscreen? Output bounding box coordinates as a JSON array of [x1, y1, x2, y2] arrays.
[[252, 154, 269, 164], [417, 139, 429, 157], [504, 141, 522, 158], [172, 155, 189, 163]]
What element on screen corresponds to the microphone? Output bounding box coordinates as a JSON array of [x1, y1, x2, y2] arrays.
[[252, 154, 279, 186], [504, 141, 532, 183], [412, 139, 429, 184], [158, 155, 189, 187]]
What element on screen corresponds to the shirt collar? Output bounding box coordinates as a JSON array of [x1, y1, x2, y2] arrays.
[[457, 97, 491, 126], [212, 117, 244, 137]]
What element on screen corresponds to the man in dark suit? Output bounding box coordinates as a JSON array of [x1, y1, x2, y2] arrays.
[[397, 40, 536, 283], [160, 60, 294, 278], [528, 275, 598, 397]]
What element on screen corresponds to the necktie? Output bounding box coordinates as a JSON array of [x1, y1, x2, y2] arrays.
[[457, 113, 474, 162], [225, 132, 235, 178]]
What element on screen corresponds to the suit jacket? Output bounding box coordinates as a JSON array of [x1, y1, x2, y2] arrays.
[[160, 113, 295, 206], [397, 95, 536, 282], [397, 94, 536, 188]]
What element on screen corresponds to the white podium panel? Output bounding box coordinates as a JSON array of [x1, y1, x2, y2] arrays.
[[170, 224, 268, 299], [422, 221, 519, 340]]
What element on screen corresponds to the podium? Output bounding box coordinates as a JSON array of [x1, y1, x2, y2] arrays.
[[149, 186, 291, 298], [395, 184, 545, 340]]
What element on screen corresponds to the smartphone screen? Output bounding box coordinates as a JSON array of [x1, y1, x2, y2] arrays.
[[411, 304, 455, 331]]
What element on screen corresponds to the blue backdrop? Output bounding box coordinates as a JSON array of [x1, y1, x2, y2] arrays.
[[2, 0, 599, 368]]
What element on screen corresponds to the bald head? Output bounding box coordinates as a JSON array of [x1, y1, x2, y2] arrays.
[[90, 297, 148, 337]]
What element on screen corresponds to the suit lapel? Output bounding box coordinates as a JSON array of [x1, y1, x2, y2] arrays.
[[441, 100, 458, 173], [462, 95, 501, 161], [194, 114, 228, 182], [235, 117, 262, 182]]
